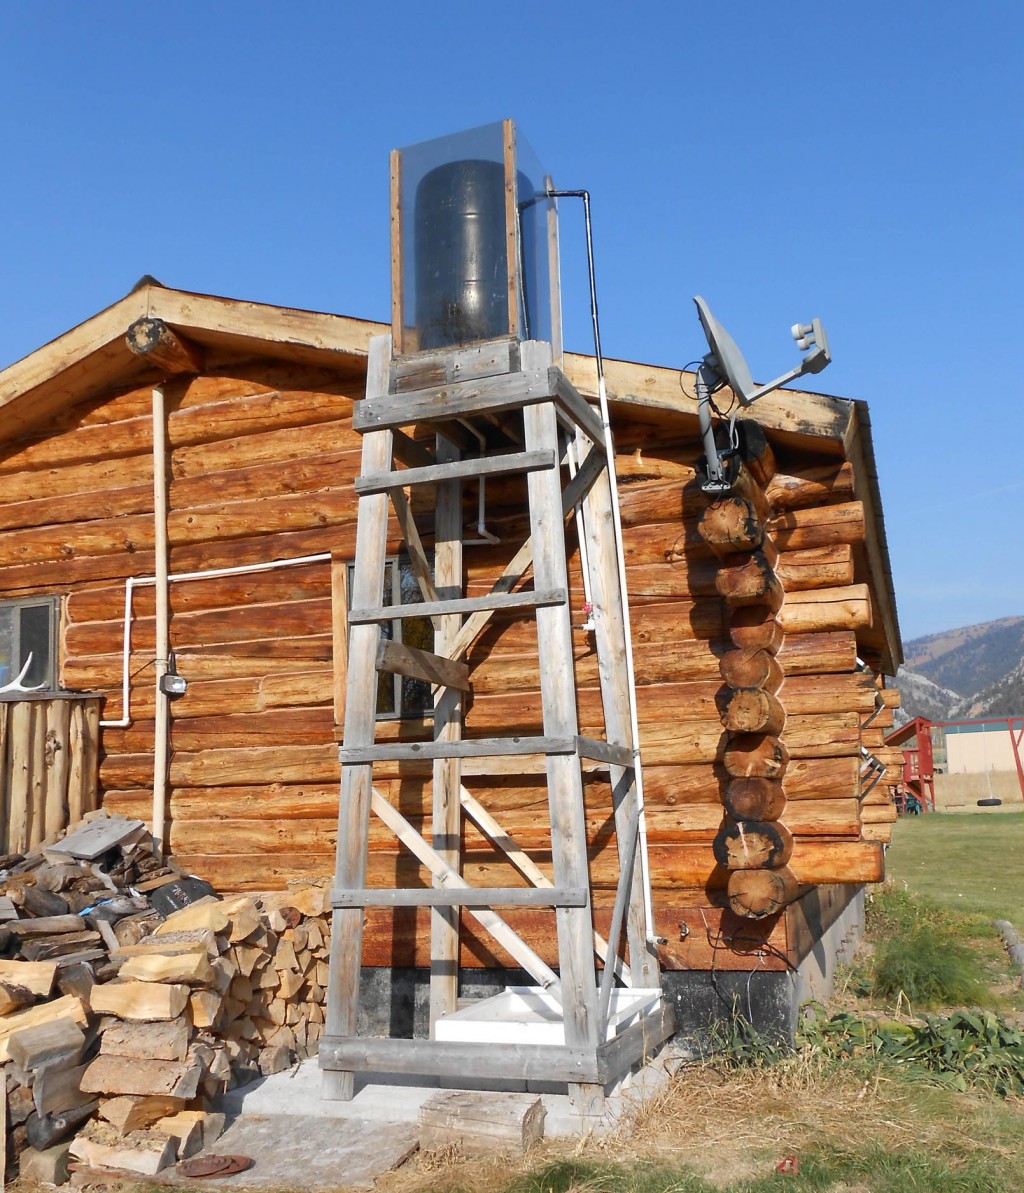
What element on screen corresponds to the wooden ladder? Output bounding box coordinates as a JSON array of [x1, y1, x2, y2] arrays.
[[321, 334, 670, 1110]]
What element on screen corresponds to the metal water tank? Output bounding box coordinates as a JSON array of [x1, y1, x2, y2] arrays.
[[414, 159, 508, 349]]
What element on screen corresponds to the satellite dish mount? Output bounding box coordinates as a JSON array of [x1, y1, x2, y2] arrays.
[[693, 296, 831, 493]]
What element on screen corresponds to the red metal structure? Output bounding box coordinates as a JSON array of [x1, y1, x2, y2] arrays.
[[885, 717, 936, 813], [886, 715, 1024, 812]]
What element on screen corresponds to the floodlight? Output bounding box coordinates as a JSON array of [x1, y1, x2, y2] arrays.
[[693, 296, 832, 491]]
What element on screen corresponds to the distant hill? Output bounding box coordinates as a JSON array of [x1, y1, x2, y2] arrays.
[[895, 616, 1024, 723]]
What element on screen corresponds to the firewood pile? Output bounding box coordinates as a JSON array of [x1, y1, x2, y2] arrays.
[[0, 809, 332, 1183]]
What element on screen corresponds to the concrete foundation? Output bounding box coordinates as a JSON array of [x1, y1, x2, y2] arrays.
[[354, 885, 866, 1052]]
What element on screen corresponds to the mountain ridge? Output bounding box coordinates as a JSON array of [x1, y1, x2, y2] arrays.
[[894, 615, 1024, 723]]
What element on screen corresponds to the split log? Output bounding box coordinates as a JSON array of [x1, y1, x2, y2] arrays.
[[99, 1020, 189, 1062], [719, 649, 784, 693], [769, 500, 866, 551], [98, 1095, 186, 1135], [728, 606, 784, 654], [0, 959, 57, 997], [118, 951, 216, 987], [33, 1061, 92, 1117], [722, 777, 787, 822], [88, 981, 189, 1021], [80, 1055, 202, 1100], [722, 734, 789, 780], [712, 821, 793, 870], [69, 1125, 177, 1176], [0, 996, 87, 1063], [697, 498, 765, 554], [715, 552, 784, 609], [7, 1018, 85, 1072], [716, 688, 786, 736], [727, 866, 799, 919], [766, 461, 855, 511]]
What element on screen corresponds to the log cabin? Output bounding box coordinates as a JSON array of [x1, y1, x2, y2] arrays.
[[0, 278, 902, 1045]]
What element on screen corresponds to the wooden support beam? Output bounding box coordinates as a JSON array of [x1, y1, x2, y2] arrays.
[[376, 640, 471, 692], [125, 317, 203, 375]]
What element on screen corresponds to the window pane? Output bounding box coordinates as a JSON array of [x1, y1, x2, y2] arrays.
[[20, 604, 52, 688], [0, 609, 15, 687]]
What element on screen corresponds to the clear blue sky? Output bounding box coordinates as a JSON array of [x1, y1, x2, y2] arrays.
[[2, 2, 1021, 645]]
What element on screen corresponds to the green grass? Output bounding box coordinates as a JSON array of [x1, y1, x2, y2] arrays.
[[887, 811, 1024, 922]]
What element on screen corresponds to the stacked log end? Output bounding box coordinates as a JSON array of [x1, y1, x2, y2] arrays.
[[0, 811, 333, 1183], [698, 427, 797, 920], [693, 423, 899, 909]]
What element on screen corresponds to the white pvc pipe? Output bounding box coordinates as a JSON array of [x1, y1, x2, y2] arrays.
[[99, 551, 332, 731]]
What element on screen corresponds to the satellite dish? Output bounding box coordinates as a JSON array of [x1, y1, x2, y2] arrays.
[[694, 296, 757, 406], [692, 295, 832, 491]]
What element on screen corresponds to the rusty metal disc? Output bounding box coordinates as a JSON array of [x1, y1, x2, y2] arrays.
[[218, 1155, 255, 1175], [177, 1154, 235, 1178]]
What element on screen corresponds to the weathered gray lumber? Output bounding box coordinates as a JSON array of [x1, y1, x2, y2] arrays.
[[354, 448, 556, 494], [330, 886, 587, 908], [349, 586, 567, 624]]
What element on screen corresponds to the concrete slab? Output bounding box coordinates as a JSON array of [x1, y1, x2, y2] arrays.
[[218, 1048, 678, 1140], [170, 1117, 419, 1190]]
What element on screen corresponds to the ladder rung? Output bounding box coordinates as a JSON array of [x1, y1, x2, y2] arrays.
[[340, 735, 578, 764], [355, 448, 556, 495], [575, 737, 635, 768], [349, 587, 567, 624], [330, 886, 588, 909]]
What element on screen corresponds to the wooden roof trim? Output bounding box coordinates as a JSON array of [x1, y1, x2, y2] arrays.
[[844, 401, 902, 674], [563, 352, 855, 444]]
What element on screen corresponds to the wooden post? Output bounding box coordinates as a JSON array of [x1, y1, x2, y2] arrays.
[[8, 701, 33, 853], [523, 394, 601, 1112], [0, 703, 8, 852], [430, 434, 463, 1031], [43, 698, 71, 840], [324, 338, 394, 1102]]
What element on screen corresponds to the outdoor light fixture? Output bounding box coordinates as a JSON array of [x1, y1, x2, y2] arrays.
[[693, 296, 832, 493]]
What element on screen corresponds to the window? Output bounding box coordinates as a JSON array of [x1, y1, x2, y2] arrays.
[[0, 597, 60, 693], [349, 557, 433, 720]]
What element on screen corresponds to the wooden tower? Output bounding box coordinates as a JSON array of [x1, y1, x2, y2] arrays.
[[320, 122, 671, 1109]]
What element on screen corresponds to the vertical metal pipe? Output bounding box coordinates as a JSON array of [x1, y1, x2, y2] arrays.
[[151, 384, 171, 849]]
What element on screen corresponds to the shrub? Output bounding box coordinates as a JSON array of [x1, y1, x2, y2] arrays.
[[872, 921, 987, 1009]]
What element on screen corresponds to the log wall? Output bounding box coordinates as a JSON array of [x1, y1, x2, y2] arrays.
[[0, 695, 102, 851], [0, 352, 899, 974]]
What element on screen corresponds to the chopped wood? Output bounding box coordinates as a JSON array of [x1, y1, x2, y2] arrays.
[[88, 981, 189, 1021], [100, 1019, 189, 1062], [152, 896, 229, 936], [10, 915, 85, 938], [33, 1060, 92, 1117], [0, 959, 57, 997], [20, 1141, 73, 1186], [69, 1121, 177, 1176], [7, 1016, 85, 1071], [118, 951, 215, 986], [97, 1094, 186, 1135], [0, 981, 35, 1016], [81, 1054, 202, 1100], [0, 995, 87, 1063]]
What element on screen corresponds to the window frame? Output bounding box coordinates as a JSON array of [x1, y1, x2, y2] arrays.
[[0, 595, 61, 696]]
